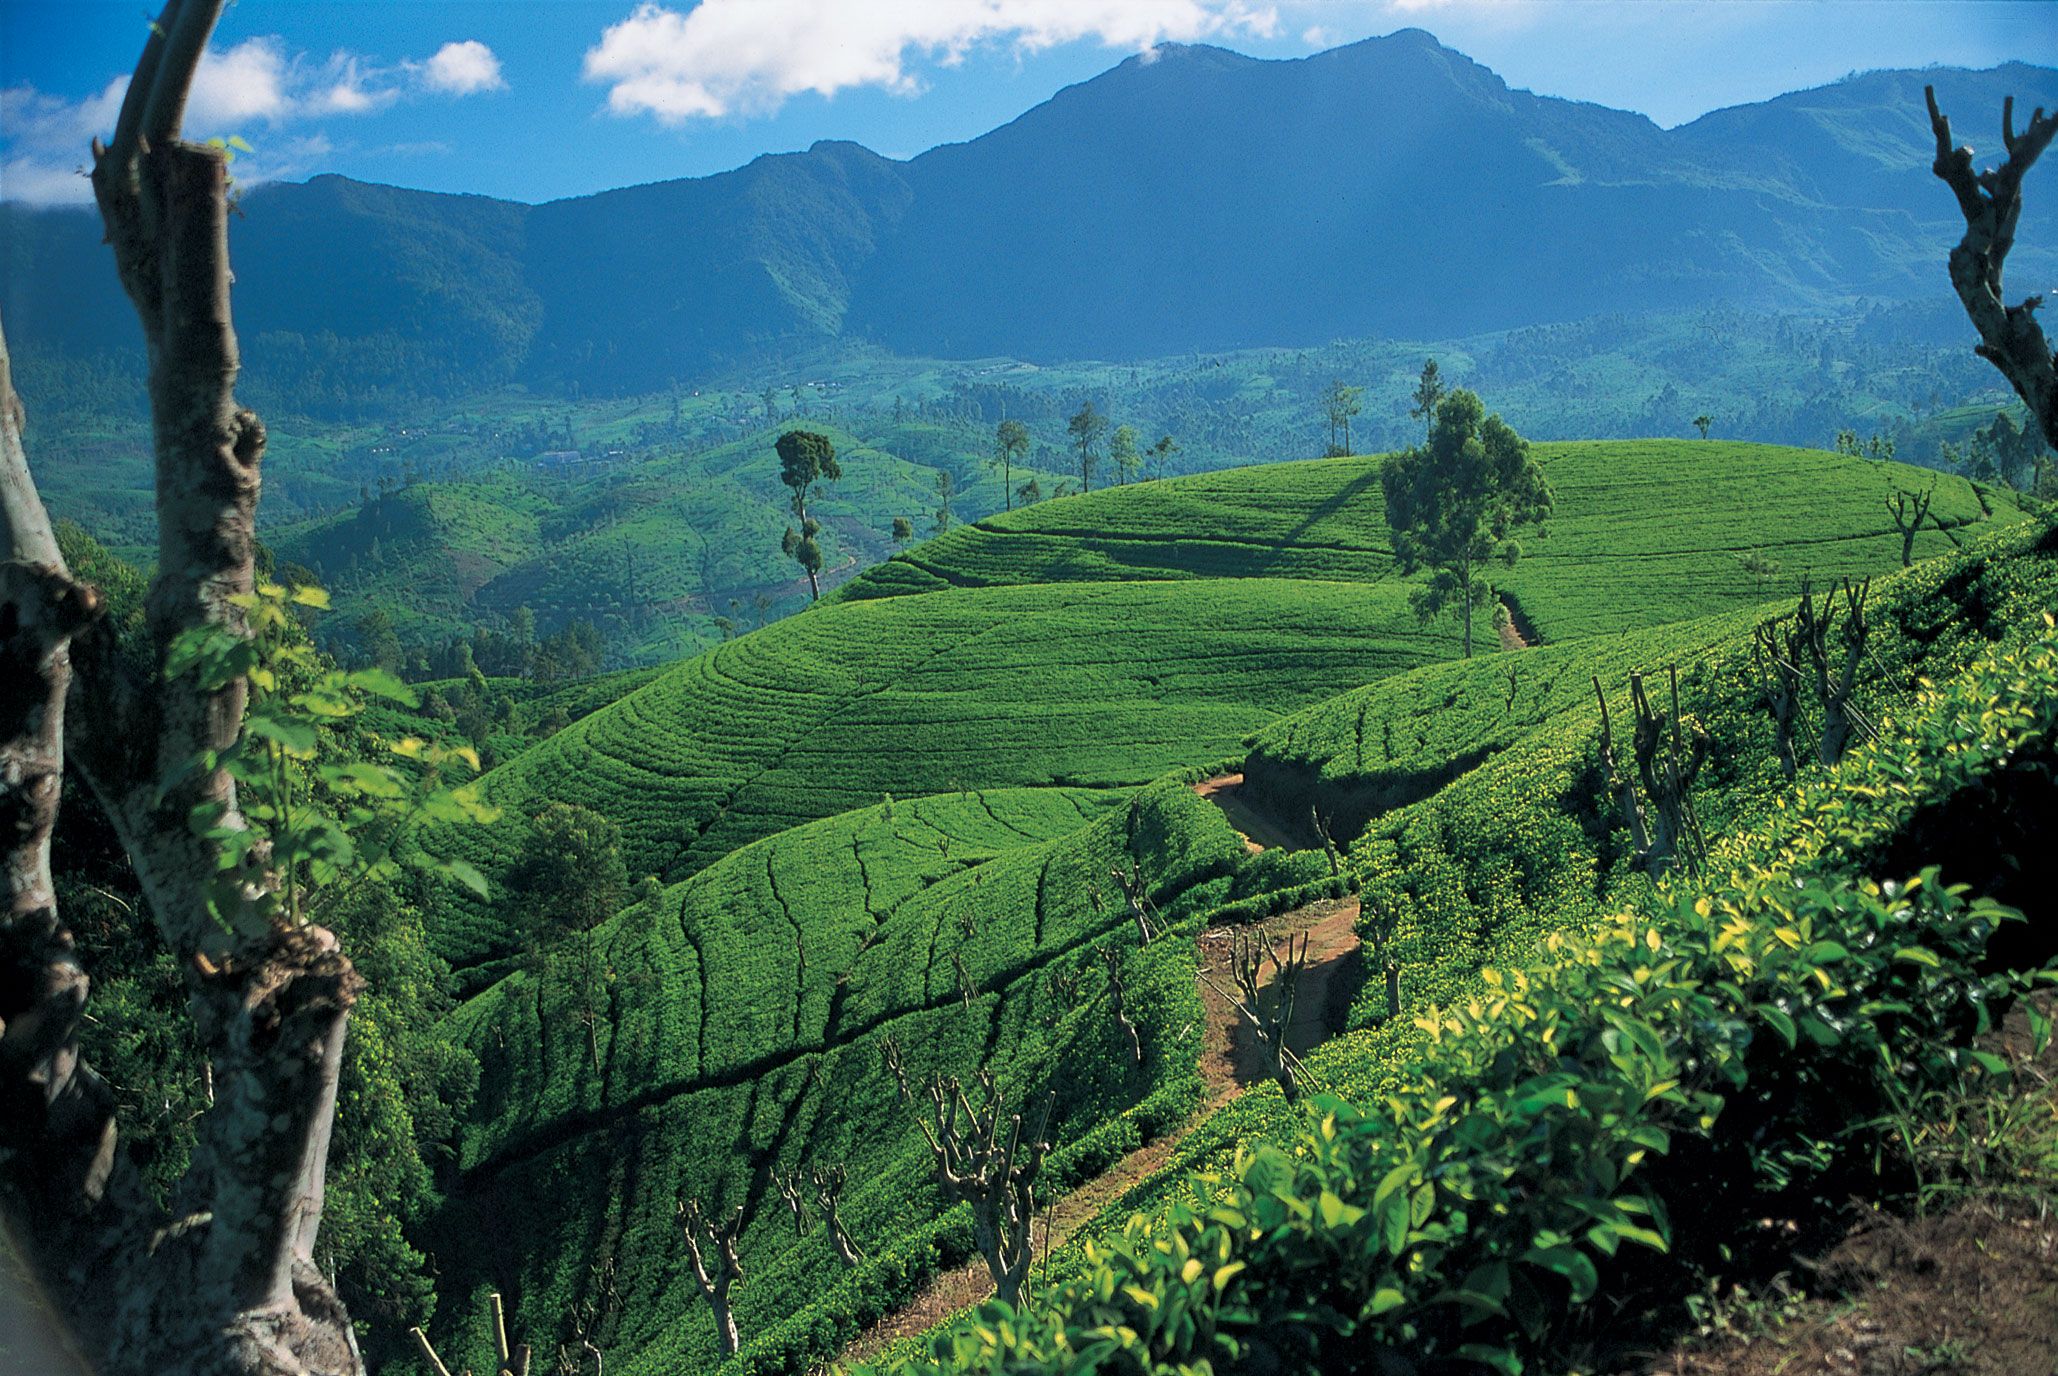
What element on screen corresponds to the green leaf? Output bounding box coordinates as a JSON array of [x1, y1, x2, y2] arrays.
[[243, 713, 319, 757]]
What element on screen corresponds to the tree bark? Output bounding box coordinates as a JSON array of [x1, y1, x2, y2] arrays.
[[0, 4, 366, 1372], [1925, 88, 2058, 451]]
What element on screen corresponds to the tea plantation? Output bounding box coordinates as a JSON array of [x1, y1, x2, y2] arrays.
[[409, 439, 2044, 1376], [876, 515, 2058, 1376], [424, 783, 1252, 1376], [841, 440, 2018, 640]]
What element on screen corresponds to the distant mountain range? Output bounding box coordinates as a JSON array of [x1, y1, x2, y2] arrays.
[[5, 31, 2053, 399]]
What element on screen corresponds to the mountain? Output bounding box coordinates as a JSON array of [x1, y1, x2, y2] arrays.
[[4, 32, 2053, 399]]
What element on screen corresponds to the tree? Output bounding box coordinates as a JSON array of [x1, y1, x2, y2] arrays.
[[0, 5, 492, 1367], [1886, 481, 1937, 568], [1067, 401, 1107, 493], [1409, 358, 1445, 435], [678, 1198, 745, 1356], [1147, 434, 1178, 479], [1924, 87, 2058, 451], [1221, 927, 1310, 1102], [775, 429, 841, 600], [993, 419, 1030, 511], [1017, 476, 1043, 506], [1381, 389, 1552, 659], [1693, 413, 1712, 439], [1108, 424, 1141, 484], [1323, 378, 1364, 456], [891, 515, 915, 545], [933, 470, 957, 533], [883, 1043, 1051, 1306]]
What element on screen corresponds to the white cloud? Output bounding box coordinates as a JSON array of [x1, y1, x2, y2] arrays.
[[418, 40, 507, 95], [1, 34, 499, 206], [584, 0, 1281, 124]]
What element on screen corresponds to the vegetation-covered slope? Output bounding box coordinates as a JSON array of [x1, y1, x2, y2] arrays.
[[423, 783, 1247, 1376], [843, 440, 2018, 641], [428, 576, 1440, 967], [876, 515, 2058, 1374]]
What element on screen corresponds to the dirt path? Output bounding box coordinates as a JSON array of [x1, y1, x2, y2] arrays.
[[838, 897, 1362, 1366], [1192, 773, 1311, 853], [1497, 597, 1531, 652]]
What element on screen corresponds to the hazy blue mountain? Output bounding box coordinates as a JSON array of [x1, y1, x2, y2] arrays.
[[4, 31, 2052, 400]]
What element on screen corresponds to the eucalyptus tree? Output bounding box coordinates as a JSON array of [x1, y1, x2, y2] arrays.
[[776, 429, 840, 600], [994, 418, 1030, 510]]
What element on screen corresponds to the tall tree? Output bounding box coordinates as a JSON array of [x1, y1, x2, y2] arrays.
[[1925, 87, 2058, 451], [1067, 401, 1107, 493], [1323, 379, 1364, 456], [1147, 434, 1179, 479], [0, 5, 377, 1368], [1381, 389, 1552, 659], [1108, 424, 1141, 485], [933, 469, 957, 533], [775, 429, 840, 600], [993, 419, 1030, 511], [1409, 358, 1446, 436]]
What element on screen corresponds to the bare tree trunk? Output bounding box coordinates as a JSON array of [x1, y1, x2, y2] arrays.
[[1925, 89, 2058, 451], [0, 5, 365, 1372]]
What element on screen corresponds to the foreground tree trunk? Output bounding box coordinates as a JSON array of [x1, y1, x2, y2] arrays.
[[1925, 88, 2058, 450], [0, 4, 365, 1372]]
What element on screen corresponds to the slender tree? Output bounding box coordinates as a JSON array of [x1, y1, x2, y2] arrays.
[[1924, 87, 2058, 450], [1147, 434, 1178, 479], [1108, 424, 1141, 485], [1067, 401, 1107, 493], [1323, 379, 1364, 456], [1409, 358, 1445, 436], [994, 419, 1030, 511], [1381, 389, 1552, 658], [933, 469, 957, 533], [775, 429, 840, 600], [0, 4, 368, 1369]]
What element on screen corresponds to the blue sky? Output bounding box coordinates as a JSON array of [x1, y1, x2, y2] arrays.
[[3, 1, 2051, 206]]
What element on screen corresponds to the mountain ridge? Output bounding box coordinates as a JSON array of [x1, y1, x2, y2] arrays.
[[3, 32, 2052, 398]]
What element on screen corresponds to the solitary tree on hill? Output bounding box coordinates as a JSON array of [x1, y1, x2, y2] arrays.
[[1924, 86, 2058, 452], [891, 515, 915, 545], [1886, 482, 1937, 568], [994, 419, 1030, 510], [1381, 389, 1552, 659], [1148, 433, 1179, 479], [1694, 413, 1713, 439], [1409, 358, 1446, 436], [776, 429, 841, 600], [1067, 401, 1107, 492], [1323, 378, 1364, 456], [934, 469, 957, 533], [1109, 424, 1142, 484]]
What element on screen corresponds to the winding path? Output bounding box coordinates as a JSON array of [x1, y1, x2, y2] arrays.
[[837, 894, 1362, 1365]]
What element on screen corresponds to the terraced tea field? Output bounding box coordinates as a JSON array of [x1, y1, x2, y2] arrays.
[[429, 575, 1446, 966], [841, 440, 2019, 641], [428, 783, 1245, 1376]]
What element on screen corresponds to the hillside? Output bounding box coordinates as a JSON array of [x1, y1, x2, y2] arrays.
[[4, 39, 2052, 395], [406, 436, 2052, 1376], [870, 516, 2058, 1376]]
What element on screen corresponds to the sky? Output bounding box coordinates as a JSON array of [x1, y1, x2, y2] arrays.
[[3, 0, 2052, 207]]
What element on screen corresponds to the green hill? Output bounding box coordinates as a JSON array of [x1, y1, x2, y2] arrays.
[[423, 783, 1244, 1376], [875, 515, 2058, 1376], [842, 440, 2018, 641], [406, 439, 2043, 1376]]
